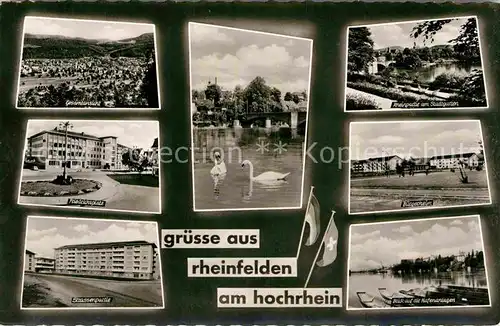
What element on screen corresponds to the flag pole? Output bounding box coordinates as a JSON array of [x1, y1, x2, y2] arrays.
[[296, 186, 315, 258], [304, 210, 336, 288]]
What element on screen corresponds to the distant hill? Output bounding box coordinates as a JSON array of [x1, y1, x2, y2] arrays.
[[375, 46, 404, 52], [22, 33, 155, 59]]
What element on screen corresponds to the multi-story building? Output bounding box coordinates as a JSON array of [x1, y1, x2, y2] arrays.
[[151, 138, 159, 176], [351, 155, 403, 173], [24, 250, 36, 272], [116, 143, 131, 170], [54, 240, 158, 280], [35, 257, 55, 273], [25, 127, 125, 170], [429, 153, 481, 169]]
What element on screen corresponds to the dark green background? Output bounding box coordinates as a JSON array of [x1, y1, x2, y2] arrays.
[[0, 2, 499, 324]]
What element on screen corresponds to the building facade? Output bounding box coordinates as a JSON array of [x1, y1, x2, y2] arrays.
[[35, 257, 55, 273], [24, 250, 36, 272], [116, 143, 131, 170], [429, 153, 480, 169], [151, 138, 159, 176], [25, 127, 127, 170], [352, 155, 402, 173], [54, 240, 158, 280]]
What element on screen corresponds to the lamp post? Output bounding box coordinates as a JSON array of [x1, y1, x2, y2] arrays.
[[59, 121, 73, 181]]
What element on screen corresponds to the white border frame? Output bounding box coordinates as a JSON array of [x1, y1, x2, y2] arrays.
[[348, 119, 492, 215], [345, 214, 493, 311], [16, 119, 162, 215], [343, 15, 489, 112], [187, 22, 314, 212], [20, 215, 166, 310], [15, 16, 162, 110]]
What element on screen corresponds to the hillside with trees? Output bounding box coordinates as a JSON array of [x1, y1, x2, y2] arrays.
[[22, 33, 155, 59]]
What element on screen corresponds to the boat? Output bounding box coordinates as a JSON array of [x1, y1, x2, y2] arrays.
[[378, 288, 413, 301], [399, 288, 426, 298], [356, 291, 388, 308]]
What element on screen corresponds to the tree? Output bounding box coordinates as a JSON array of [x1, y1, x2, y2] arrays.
[[140, 51, 159, 108], [411, 18, 480, 62], [347, 27, 375, 73], [192, 90, 200, 102], [284, 92, 293, 101], [270, 87, 281, 103], [233, 85, 245, 118], [292, 94, 300, 104], [300, 90, 308, 101], [243, 76, 272, 113], [205, 82, 222, 106], [122, 148, 151, 173]]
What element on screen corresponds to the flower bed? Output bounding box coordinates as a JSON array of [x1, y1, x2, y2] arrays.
[[20, 179, 102, 196]]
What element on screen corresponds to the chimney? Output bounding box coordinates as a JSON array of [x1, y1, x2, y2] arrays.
[[215, 77, 217, 85]]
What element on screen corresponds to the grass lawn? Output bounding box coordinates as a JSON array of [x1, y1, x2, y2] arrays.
[[21, 179, 99, 194], [107, 173, 159, 188], [351, 170, 488, 190], [22, 274, 67, 307]]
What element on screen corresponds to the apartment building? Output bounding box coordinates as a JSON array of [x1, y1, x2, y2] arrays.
[[35, 257, 55, 273], [429, 153, 481, 169], [25, 127, 129, 170], [24, 250, 36, 272], [54, 240, 158, 280], [351, 155, 403, 173]]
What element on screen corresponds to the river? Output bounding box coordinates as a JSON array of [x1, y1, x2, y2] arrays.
[[394, 62, 482, 83], [348, 270, 489, 308], [192, 127, 304, 210]]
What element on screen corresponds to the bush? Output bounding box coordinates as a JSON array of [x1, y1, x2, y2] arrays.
[[346, 94, 380, 110], [429, 72, 466, 91]]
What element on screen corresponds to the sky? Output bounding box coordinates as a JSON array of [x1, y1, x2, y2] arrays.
[[189, 22, 312, 95], [349, 215, 484, 271], [25, 216, 159, 258], [23, 16, 155, 41], [26, 120, 159, 150], [360, 17, 471, 50], [350, 120, 484, 160]]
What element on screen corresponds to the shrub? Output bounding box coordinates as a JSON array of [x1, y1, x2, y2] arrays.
[[346, 93, 380, 110]]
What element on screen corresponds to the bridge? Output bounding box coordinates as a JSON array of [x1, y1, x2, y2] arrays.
[[368, 56, 396, 74], [238, 111, 307, 129]]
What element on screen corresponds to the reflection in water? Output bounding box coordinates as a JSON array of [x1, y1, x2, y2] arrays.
[[348, 270, 489, 308], [193, 127, 304, 210], [394, 62, 482, 83]]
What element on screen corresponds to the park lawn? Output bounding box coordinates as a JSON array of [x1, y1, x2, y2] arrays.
[[106, 173, 159, 188], [351, 170, 489, 190], [21, 179, 98, 193]]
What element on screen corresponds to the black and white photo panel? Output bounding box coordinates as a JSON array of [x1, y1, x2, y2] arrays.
[[18, 119, 161, 214], [189, 22, 313, 212], [21, 216, 165, 310], [345, 16, 488, 111], [349, 120, 491, 214], [347, 215, 491, 310], [16, 16, 160, 109]]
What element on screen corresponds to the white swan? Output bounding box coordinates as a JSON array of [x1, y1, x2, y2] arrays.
[[241, 160, 290, 182]]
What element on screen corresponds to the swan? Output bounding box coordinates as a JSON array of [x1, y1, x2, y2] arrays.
[[241, 160, 290, 182]]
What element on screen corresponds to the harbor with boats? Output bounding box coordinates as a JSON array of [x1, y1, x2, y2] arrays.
[[349, 270, 489, 309]]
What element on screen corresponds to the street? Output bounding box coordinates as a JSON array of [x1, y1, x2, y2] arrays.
[[23, 273, 163, 308], [350, 188, 490, 213]]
